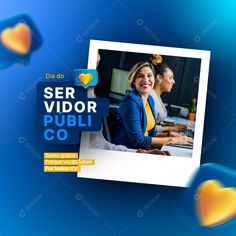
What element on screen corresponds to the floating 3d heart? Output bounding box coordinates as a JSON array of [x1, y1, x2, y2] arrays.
[[196, 180, 236, 227], [73, 69, 98, 89], [1, 23, 32, 55], [78, 73, 92, 86]]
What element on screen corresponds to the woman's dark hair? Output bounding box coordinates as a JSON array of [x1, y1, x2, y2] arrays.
[[150, 54, 172, 76]]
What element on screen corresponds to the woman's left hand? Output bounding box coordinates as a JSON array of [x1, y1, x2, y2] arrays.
[[170, 132, 193, 146]]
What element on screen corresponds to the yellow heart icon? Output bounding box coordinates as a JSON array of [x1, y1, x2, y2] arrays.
[[196, 180, 236, 227], [78, 73, 92, 86], [0, 23, 32, 55]]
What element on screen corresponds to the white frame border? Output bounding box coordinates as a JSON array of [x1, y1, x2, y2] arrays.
[[78, 40, 210, 187]]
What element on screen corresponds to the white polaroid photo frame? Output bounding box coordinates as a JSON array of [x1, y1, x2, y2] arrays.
[[78, 40, 210, 187]]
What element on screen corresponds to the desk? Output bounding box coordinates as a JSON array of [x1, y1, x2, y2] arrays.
[[165, 116, 195, 131], [162, 116, 194, 157], [161, 145, 192, 158]]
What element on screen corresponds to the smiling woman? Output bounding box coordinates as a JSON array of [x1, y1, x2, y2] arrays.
[[113, 61, 157, 149]]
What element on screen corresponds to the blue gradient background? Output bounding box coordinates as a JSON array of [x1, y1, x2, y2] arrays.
[[1, 0, 236, 235]]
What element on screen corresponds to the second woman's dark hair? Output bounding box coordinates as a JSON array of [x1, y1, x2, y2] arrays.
[[150, 54, 172, 76]]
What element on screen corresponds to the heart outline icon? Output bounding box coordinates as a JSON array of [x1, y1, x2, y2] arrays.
[[0, 22, 32, 55], [196, 180, 236, 227], [78, 73, 93, 86]]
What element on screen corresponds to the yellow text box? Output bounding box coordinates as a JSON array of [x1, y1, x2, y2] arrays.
[[44, 165, 81, 172], [44, 152, 78, 159]]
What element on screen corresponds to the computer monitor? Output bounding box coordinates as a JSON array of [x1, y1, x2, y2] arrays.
[[109, 67, 131, 100]]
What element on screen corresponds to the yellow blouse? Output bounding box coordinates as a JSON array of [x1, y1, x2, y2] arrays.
[[144, 101, 155, 136]]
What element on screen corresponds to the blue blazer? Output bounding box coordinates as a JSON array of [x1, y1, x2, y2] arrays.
[[113, 90, 157, 150]]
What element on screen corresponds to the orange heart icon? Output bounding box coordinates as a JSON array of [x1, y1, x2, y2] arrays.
[[0, 23, 32, 55], [196, 180, 236, 227], [78, 73, 92, 86]]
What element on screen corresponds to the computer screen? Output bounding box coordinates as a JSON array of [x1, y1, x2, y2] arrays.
[[109, 68, 131, 100]]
